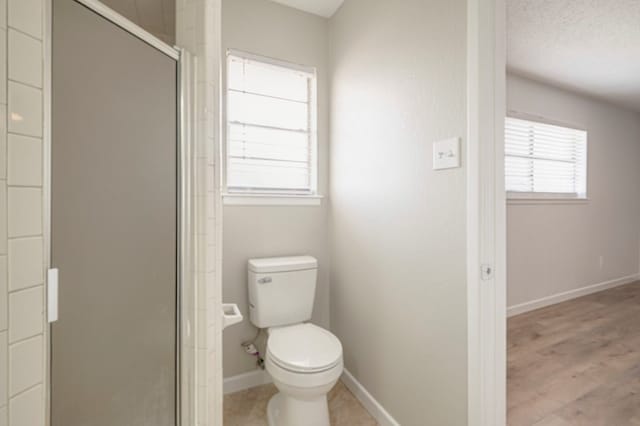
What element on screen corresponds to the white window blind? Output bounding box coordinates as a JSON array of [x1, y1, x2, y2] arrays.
[[226, 52, 317, 194], [505, 117, 587, 198]]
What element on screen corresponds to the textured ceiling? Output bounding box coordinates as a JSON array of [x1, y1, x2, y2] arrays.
[[268, 0, 344, 17], [508, 0, 640, 112], [99, 0, 175, 45]]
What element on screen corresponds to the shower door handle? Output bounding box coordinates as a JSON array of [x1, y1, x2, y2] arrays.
[[47, 268, 59, 323]]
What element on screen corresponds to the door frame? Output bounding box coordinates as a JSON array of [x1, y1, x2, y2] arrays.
[[44, 1, 185, 425], [466, 0, 507, 425]]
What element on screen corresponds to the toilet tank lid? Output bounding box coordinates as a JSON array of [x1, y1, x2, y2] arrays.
[[248, 256, 318, 273]]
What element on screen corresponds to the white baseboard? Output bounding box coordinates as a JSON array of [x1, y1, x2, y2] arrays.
[[507, 273, 640, 317], [223, 369, 272, 395], [341, 369, 400, 426], [222, 368, 399, 425]]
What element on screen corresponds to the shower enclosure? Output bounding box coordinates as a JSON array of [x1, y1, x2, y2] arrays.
[[49, 1, 185, 424]]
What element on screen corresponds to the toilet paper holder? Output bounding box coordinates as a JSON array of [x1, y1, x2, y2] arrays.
[[222, 303, 243, 330]]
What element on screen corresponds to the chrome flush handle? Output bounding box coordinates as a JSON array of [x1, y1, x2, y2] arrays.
[[258, 277, 272, 284]]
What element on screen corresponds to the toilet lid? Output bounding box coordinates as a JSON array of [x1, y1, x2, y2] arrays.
[[268, 323, 342, 373]]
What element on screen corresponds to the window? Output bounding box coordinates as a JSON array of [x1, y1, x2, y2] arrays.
[[505, 116, 587, 199], [225, 51, 317, 196]]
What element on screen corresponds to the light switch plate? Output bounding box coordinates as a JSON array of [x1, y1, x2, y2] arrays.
[[433, 137, 461, 170]]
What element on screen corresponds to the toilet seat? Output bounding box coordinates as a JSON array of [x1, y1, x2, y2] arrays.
[[267, 323, 342, 374]]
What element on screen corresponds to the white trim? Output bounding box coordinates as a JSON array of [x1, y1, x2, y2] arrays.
[[340, 370, 400, 426], [178, 49, 196, 426], [223, 193, 323, 206], [44, 1, 53, 425], [467, 0, 506, 425], [75, 0, 180, 60], [507, 274, 640, 317], [494, 0, 508, 422], [227, 48, 316, 75], [507, 110, 587, 132], [507, 198, 589, 205], [223, 370, 272, 395], [507, 192, 587, 201]]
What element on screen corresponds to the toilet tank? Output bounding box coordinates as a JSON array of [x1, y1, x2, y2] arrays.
[[248, 256, 318, 328]]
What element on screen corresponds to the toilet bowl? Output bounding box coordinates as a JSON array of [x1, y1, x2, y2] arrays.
[[247, 256, 343, 426], [265, 323, 343, 426]]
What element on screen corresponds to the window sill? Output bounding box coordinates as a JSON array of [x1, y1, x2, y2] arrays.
[[507, 197, 589, 205], [223, 193, 324, 206]]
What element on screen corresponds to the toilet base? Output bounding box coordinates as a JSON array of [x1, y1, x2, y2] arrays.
[[267, 392, 330, 426]]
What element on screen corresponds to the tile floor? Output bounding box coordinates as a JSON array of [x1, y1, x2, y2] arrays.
[[223, 380, 378, 425]]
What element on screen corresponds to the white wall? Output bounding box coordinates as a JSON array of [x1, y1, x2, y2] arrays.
[[221, 0, 330, 378], [329, 0, 468, 424], [507, 73, 640, 309], [1, 0, 47, 424]]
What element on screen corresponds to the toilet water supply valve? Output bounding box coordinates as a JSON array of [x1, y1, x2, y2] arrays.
[[242, 333, 265, 370]]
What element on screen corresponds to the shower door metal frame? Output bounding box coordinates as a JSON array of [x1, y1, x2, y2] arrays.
[[44, 1, 190, 425], [74, 0, 179, 60]]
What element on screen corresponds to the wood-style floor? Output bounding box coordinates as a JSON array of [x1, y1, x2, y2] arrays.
[[508, 281, 640, 426]]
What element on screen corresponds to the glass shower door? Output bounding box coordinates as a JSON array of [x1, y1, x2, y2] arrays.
[[51, 1, 178, 425]]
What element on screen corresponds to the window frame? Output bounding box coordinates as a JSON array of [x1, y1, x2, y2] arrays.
[[505, 113, 589, 203], [223, 49, 320, 205]]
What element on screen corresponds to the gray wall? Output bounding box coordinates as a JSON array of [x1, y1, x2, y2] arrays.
[[221, 0, 330, 378], [329, 1, 468, 424], [100, 0, 175, 45], [507, 74, 640, 308]]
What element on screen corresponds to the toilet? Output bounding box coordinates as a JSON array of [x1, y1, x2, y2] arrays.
[[248, 256, 343, 426]]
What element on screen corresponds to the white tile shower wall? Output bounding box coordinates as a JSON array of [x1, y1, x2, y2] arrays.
[[8, 335, 42, 396], [0, 259, 5, 331], [0, 105, 6, 178], [1, 1, 46, 425], [176, 0, 223, 425], [7, 30, 42, 89], [7, 134, 42, 186], [0, 332, 6, 405]]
